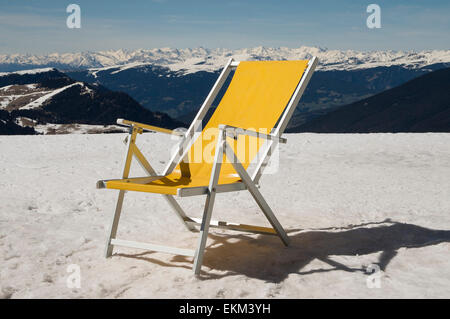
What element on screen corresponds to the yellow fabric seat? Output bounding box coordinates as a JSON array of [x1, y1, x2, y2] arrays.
[[105, 171, 242, 195], [105, 60, 309, 195]]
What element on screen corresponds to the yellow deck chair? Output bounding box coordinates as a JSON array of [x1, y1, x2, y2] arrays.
[[97, 57, 318, 275]]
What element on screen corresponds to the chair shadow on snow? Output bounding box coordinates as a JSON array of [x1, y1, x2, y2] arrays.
[[115, 218, 450, 283]]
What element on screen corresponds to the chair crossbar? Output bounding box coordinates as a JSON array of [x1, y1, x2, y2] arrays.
[[185, 217, 277, 235], [110, 238, 195, 257]]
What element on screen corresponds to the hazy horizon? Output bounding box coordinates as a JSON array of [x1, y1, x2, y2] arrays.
[[2, 45, 450, 58]]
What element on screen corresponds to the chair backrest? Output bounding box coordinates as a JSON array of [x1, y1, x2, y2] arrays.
[[177, 60, 310, 181]]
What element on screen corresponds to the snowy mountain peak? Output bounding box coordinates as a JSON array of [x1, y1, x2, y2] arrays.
[[1, 47, 450, 75], [0, 67, 57, 77]]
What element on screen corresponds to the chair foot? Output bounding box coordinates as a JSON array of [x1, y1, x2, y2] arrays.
[[192, 183, 219, 275], [193, 264, 202, 275], [105, 242, 114, 258]]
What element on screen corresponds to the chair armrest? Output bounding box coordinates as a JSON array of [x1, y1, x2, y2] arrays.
[[117, 118, 184, 136], [218, 124, 287, 144]]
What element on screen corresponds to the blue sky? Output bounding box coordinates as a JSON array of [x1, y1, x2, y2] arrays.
[[0, 0, 449, 54]]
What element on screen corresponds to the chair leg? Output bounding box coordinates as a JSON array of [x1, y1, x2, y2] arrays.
[[105, 190, 126, 257], [224, 140, 290, 246], [192, 189, 217, 275], [131, 143, 196, 232], [192, 132, 225, 275], [246, 185, 290, 246], [104, 128, 136, 257]]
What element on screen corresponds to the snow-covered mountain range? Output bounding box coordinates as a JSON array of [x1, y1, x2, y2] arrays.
[[1, 46, 449, 134], [0, 68, 182, 134], [1, 46, 450, 74]]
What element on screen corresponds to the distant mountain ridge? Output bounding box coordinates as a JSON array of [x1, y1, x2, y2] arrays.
[[1, 46, 450, 74], [3, 46, 450, 129], [0, 68, 183, 134], [2, 48, 450, 134], [67, 62, 448, 126], [289, 67, 450, 133]]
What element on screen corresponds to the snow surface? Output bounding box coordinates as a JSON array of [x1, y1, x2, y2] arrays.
[[33, 123, 127, 135], [0, 85, 13, 92], [0, 85, 52, 110], [1, 47, 450, 75], [0, 82, 93, 111], [0, 133, 449, 298], [20, 82, 84, 110], [0, 68, 56, 77], [0, 96, 13, 108]]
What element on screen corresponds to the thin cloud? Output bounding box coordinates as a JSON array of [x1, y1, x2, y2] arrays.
[[0, 13, 62, 29]]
